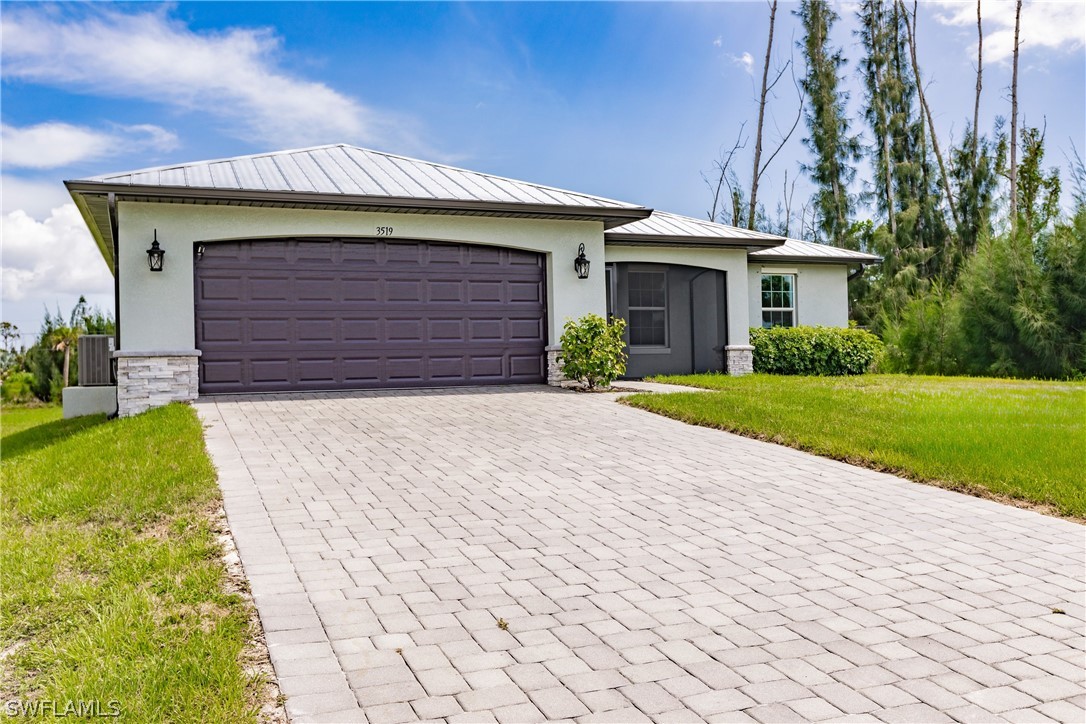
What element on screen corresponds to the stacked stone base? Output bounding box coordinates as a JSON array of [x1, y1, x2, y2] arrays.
[[545, 345, 566, 386], [724, 345, 754, 376], [115, 351, 201, 417]]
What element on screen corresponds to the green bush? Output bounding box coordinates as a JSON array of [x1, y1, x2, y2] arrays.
[[559, 314, 628, 389], [2, 371, 37, 403], [750, 325, 883, 375]]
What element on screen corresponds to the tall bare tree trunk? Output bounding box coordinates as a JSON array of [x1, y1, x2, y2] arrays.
[[1009, 0, 1022, 233], [903, 0, 961, 233], [973, 0, 982, 162], [62, 346, 71, 389], [748, 0, 778, 230]]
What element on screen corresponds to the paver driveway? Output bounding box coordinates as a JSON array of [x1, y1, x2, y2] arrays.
[[196, 387, 1085, 724]]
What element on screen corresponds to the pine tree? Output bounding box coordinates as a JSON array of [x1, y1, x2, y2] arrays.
[[796, 0, 861, 245]]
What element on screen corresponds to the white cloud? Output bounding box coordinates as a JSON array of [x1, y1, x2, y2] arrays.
[[931, 0, 1085, 64], [729, 51, 755, 75], [1, 175, 72, 219], [1, 122, 178, 169], [1, 204, 112, 304], [713, 36, 723, 48], [0, 5, 391, 148]]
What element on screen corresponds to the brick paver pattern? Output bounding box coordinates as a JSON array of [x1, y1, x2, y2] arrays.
[[196, 387, 1085, 724]]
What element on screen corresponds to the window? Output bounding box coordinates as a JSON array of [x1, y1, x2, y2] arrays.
[[761, 273, 795, 327], [628, 270, 667, 346]]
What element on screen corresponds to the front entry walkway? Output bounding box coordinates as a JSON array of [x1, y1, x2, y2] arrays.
[[196, 387, 1084, 723]]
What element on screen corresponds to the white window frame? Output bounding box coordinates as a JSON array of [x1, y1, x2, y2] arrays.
[[627, 267, 669, 349], [760, 272, 797, 328]]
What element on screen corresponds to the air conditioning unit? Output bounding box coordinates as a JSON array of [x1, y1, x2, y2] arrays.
[[78, 335, 115, 386]]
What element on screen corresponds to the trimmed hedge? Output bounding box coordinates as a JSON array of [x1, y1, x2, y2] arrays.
[[750, 325, 883, 375]]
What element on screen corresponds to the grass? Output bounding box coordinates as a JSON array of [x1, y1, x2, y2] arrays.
[[1, 404, 262, 720], [626, 374, 1086, 519]]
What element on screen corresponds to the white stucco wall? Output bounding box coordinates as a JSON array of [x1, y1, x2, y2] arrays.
[[747, 262, 849, 328], [115, 202, 606, 351], [604, 245, 751, 347]]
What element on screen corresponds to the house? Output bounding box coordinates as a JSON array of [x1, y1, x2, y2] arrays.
[[62, 144, 880, 417]]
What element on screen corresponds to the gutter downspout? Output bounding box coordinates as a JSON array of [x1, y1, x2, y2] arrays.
[[847, 264, 867, 282], [107, 192, 121, 355]]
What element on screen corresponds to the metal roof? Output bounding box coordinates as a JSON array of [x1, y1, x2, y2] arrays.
[[749, 238, 882, 264], [73, 144, 649, 212], [605, 210, 785, 248], [65, 144, 654, 267]]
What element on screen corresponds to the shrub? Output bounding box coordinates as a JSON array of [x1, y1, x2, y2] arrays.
[[559, 314, 628, 389], [750, 325, 883, 376], [2, 371, 37, 403]]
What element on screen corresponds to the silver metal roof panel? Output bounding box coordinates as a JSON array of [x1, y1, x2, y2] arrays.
[[749, 237, 882, 263], [606, 210, 785, 246]]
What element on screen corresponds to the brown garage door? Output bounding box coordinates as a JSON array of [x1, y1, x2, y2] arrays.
[[194, 238, 546, 393]]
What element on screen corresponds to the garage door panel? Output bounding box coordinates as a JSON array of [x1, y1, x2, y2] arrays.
[[428, 281, 464, 302], [298, 359, 337, 383], [428, 356, 467, 380], [509, 280, 543, 303], [199, 277, 245, 301], [509, 318, 545, 341], [387, 357, 423, 381], [467, 281, 503, 302], [429, 319, 466, 342], [470, 356, 504, 378], [342, 319, 381, 342], [387, 319, 423, 341], [200, 319, 242, 343], [202, 359, 243, 384], [386, 280, 422, 301], [342, 357, 382, 382], [251, 359, 291, 383], [195, 238, 545, 393], [249, 277, 290, 301], [510, 354, 546, 377], [298, 319, 336, 342], [250, 319, 291, 342]]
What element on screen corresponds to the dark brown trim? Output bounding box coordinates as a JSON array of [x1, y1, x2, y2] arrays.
[[64, 181, 652, 229], [749, 254, 883, 264], [605, 237, 782, 250]]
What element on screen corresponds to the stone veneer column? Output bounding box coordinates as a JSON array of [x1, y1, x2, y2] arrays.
[[545, 345, 565, 386], [724, 345, 754, 376], [114, 350, 201, 417]]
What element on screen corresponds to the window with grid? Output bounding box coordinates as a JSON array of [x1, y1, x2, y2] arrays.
[[627, 270, 668, 347], [761, 273, 795, 328]]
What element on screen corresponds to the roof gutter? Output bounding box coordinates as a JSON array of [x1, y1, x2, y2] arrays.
[[750, 255, 884, 265], [64, 181, 653, 229]]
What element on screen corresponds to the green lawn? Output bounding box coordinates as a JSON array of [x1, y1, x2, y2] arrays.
[[1, 404, 262, 720], [626, 374, 1086, 518]]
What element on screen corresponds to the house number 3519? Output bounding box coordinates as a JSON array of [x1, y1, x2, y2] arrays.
[[376, 226, 394, 236]]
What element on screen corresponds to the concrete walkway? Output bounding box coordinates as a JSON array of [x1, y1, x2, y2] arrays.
[[196, 387, 1084, 723]]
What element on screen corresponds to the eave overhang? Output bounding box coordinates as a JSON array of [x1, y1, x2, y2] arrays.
[[65, 180, 654, 265]]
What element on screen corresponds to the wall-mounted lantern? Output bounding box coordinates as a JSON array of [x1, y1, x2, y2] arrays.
[[574, 243, 590, 279], [146, 230, 165, 272]]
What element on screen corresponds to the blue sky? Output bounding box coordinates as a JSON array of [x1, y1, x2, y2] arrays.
[[3, 1, 1084, 340]]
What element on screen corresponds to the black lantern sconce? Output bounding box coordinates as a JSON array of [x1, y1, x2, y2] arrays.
[[146, 230, 165, 272], [574, 243, 590, 279]]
